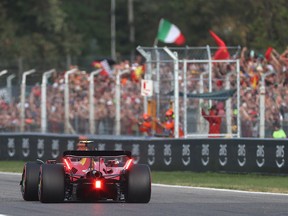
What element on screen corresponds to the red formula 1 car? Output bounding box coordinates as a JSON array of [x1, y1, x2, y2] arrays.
[[20, 150, 151, 203]]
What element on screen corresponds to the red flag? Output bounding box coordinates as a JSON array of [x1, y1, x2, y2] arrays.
[[209, 30, 226, 47], [265, 47, 273, 61], [209, 30, 230, 60]]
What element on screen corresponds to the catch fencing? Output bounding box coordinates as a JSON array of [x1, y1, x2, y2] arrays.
[[0, 46, 283, 138], [137, 46, 241, 138]]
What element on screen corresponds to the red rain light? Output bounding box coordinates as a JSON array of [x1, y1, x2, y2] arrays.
[[63, 158, 71, 170], [123, 159, 133, 170], [95, 180, 102, 189]]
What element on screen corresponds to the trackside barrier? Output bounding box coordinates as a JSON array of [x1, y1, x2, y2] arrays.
[[0, 133, 287, 174]]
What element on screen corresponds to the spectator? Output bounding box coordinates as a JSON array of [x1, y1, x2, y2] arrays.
[[3, 46, 288, 138], [138, 113, 153, 136], [272, 122, 287, 138], [155, 109, 184, 138], [201, 104, 222, 138]]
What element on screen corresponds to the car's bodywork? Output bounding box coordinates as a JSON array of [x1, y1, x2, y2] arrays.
[[20, 150, 151, 203]]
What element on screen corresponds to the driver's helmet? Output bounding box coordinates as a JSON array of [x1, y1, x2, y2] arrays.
[[76, 140, 93, 151], [76, 143, 88, 151]]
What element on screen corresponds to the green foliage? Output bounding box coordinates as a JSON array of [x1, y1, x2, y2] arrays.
[[0, 0, 288, 69]]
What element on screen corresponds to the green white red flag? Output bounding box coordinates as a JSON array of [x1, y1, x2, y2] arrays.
[[156, 19, 185, 45]]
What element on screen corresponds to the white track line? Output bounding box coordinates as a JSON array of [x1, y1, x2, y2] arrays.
[[152, 183, 288, 196], [0, 171, 21, 176]]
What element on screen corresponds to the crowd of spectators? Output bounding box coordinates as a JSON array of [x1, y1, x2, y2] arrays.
[[0, 46, 288, 138], [0, 58, 144, 135], [238, 47, 288, 137]]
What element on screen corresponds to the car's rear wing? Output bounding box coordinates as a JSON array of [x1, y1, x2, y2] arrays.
[[63, 150, 132, 158]]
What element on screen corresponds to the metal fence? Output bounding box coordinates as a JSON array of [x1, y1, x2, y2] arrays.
[[0, 46, 283, 138], [137, 46, 280, 138], [137, 46, 241, 138], [0, 68, 143, 136]]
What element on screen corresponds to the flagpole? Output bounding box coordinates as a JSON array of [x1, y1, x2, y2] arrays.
[[154, 18, 161, 47]]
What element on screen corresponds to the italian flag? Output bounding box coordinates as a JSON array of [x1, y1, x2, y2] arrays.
[[157, 19, 185, 45]]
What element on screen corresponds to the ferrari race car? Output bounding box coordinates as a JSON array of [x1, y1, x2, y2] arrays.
[[20, 150, 151, 203]]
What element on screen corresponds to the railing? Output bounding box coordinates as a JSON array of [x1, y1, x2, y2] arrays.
[[0, 46, 284, 138]]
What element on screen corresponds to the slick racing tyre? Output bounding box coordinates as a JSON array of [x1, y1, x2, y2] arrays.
[[38, 164, 65, 203], [125, 164, 151, 203], [21, 162, 41, 201]]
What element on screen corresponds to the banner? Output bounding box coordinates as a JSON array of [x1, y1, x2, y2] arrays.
[[167, 89, 237, 101], [0, 133, 286, 174]]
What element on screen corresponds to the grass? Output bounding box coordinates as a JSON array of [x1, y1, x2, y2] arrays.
[[152, 171, 288, 194], [0, 160, 25, 173], [1, 160, 288, 194]]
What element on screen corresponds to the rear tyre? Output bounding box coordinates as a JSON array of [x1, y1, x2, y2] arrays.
[[38, 164, 65, 203], [125, 164, 151, 203], [21, 162, 41, 201]]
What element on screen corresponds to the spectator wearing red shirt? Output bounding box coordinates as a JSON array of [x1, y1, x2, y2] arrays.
[[201, 105, 222, 138]]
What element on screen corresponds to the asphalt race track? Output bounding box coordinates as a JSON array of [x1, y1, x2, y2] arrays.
[[1, 172, 288, 216]]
